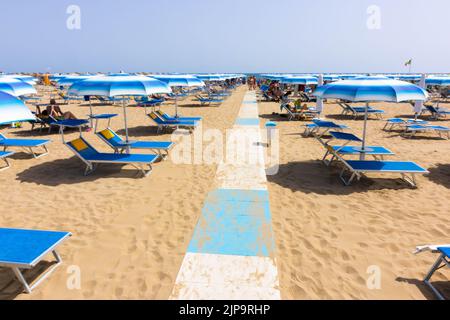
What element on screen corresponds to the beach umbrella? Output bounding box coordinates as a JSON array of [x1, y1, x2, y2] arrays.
[[425, 76, 450, 87], [316, 74, 324, 114], [413, 74, 427, 118], [152, 75, 205, 116], [3, 75, 38, 85], [0, 77, 37, 97], [69, 75, 172, 145], [196, 74, 225, 82], [0, 91, 35, 125], [280, 75, 318, 85], [57, 75, 95, 87], [313, 76, 428, 159]]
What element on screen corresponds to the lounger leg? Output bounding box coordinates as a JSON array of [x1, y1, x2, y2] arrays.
[[11, 249, 64, 294], [339, 168, 358, 186], [401, 173, 417, 188], [0, 157, 10, 171], [423, 253, 448, 300]]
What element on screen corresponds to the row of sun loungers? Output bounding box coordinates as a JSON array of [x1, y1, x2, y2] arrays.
[[304, 120, 429, 187], [384, 118, 450, 139], [338, 102, 385, 119]]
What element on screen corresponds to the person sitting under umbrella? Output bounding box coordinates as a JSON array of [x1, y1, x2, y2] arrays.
[[36, 99, 78, 120]]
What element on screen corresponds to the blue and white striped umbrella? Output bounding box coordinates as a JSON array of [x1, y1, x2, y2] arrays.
[[57, 75, 95, 87], [313, 76, 428, 103], [68, 75, 172, 97], [0, 77, 37, 97], [69, 75, 172, 144], [151, 75, 205, 87], [313, 76, 428, 159], [195, 74, 225, 82], [0, 91, 35, 125], [3, 75, 37, 85], [280, 75, 318, 85], [425, 76, 450, 86]]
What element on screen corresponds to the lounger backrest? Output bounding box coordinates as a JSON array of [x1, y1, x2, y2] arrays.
[[0, 133, 5, 141], [426, 105, 438, 113], [156, 110, 170, 120], [148, 112, 164, 124], [98, 128, 123, 146], [67, 138, 98, 157]]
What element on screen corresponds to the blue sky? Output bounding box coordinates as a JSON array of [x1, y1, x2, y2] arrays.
[[1, 0, 449, 73]]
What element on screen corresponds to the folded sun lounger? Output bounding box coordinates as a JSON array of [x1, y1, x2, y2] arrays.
[[66, 137, 159, 176], [318, 131, 394, 165], [0, 227, 71, 293], [96, 128, 173, 159], [0, 133, 50, 158], [0, 150, 14, 171], [415, 244, 450, 300]]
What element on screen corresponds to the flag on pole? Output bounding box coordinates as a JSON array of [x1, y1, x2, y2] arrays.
[[405, 59, 412, 67]]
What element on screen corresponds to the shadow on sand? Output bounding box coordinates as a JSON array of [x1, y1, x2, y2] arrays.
[[268, 160, 414, 195], [426, 163, 450, 188], [16, 157, 147, 186], [396, 277, 450, 300], [0, 261, 56, 300]]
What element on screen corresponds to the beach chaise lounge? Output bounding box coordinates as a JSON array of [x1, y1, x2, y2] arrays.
[[303, 119, 349, 138], [338, 102, 385, 119], [404, 125, 450, 139], [336, 157, 428, 187], [415, 244, 450, 300], [66, 137, 158, 176], [318, 131, 395, 165], [425, 105, 450, 120], [96, 128, 173, 159], [0, 133, 50, 158], [136, 97, 165, 107], [383, 118, 428, 131], [0, 151, 14, 171], [155, 110, 202, 122], [195, 95, 224, 105], [0, 227, 71, 293], [147, 112, 199, 133]]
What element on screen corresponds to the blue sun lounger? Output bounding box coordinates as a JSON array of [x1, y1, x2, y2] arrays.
[[383, 118, 428, 131], [155, 110, 202, 122], [318, 131, 395, 165], [0, 133, 50, 158], [337, 160, 428, 187], [303, 119, 349, 138], [338, 103, 385, 119], [96, 128, 173, 159], [415, 244, 450, 300], [0, 227, 71, 293], [404, 125, 450, 139], [148, 112, 199, 133], [66, 137, 159, 176], [195, 95, 224, 105], [0, 151, 14, 171]]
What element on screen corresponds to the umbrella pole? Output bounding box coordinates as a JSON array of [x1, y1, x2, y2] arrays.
[[122, 97, 130, 153], [361, 102, 369, 160], [175, 94, 179, 118], [89, 101, 94, 129]]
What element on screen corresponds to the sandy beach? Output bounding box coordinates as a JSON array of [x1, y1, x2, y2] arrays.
[[0, 86, 449, 300]]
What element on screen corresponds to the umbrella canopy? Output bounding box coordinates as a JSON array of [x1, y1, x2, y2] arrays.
[[314, 76, 427, 103], [151, 75, 205, 87], [68, 75, 172, 144], [3, 75, 37, 85], [195, 74, 225, 82], [0, 91, 35, 125], [425, 76, 450, 86], [0, 77, 37, 96], [57, 75, 95, 87], [314, 76, 428, 159], [68, 75, 172, 97], [280, 75, 318, 85]]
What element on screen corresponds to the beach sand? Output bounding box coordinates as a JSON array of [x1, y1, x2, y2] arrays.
[[0, 87, 449, 300], [259, 99, 450, 300]]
